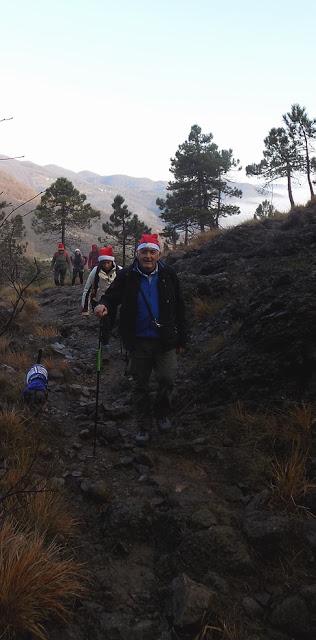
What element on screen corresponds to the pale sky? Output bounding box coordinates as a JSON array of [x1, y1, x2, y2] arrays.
[[1, 0, 315, 181]]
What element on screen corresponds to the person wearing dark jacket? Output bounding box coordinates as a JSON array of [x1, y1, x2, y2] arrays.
[[94, 233, 186, 445], [51, 243, 71, 286], [71, 248, 87, 285]]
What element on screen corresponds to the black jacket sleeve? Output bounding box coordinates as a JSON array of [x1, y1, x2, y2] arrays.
[[99, 268, 127, 311]]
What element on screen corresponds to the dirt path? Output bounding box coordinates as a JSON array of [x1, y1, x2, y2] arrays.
[[33, 287, 264, 640], [37, 284, 230, 640]]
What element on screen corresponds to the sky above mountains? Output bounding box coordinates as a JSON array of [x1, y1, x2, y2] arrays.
[[1, 0, 315, 182]]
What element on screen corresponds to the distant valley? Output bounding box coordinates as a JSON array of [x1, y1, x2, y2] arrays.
[[0, 155, 309, 256]]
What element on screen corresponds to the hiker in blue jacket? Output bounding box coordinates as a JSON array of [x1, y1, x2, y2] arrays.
[[94, 233, 186, 446]]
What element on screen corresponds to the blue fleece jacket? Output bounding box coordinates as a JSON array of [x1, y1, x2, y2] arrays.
[[135, 266, 160, 339]]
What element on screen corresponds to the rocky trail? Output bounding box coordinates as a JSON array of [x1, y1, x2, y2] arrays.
[[37, 284, 233, 640], [33, 214, 316, 640]]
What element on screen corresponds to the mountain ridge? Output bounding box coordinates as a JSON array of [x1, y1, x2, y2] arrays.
[[0, 154, 307, 256]]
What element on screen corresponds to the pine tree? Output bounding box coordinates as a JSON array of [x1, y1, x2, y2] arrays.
[[0, 201, 26, 281], [126, 214, 151, 252], [212, 149, 242, 226], [101, 195, 132, 267], [246, 127, 301, 208], [283, 104, 316, 199], [157, 125, 242, 242], [254, 199, 276, 219], [32, 177, 100, 245]]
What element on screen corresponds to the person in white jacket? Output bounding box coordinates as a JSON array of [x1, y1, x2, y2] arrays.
[[81, 246, 121, 347]]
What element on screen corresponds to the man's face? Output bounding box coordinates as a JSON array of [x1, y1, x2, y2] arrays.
[[137, 248, 160, 273], [101, 260, 114, 272]]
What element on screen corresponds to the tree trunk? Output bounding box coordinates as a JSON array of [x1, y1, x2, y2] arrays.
[[286, 165, 295, 208], [61, 220, 65, 245], [216, 173, 221, 227], [197, 171, 205, 232], [303, 130, 314, 198], [184, 222, 188, 245], [122, 217, 126, 267], [61, 205, 66, 245]]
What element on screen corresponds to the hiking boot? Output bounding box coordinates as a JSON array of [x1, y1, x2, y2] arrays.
[[135, 430, 150, 446], [157, 416, 173, 433]]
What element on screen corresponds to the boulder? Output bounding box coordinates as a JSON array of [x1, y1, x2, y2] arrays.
[[171, 573, 216, 628]]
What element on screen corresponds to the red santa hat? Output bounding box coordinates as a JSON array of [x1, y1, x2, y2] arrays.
[[58, 242, 64, 250], [137, 233, 160, 252], [98, 246, 115, 262]]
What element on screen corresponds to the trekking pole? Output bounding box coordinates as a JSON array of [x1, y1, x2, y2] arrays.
[[93, 318, 103, 457]]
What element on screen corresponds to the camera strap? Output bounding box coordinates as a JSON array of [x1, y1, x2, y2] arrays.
[[139, 288, 162, 328]]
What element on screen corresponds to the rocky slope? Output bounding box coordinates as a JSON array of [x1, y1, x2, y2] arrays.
[[7, 204, 316, 639]]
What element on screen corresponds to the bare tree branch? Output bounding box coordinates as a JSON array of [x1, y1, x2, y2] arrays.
[[0, 117, 13, 123], [0, 155, 24, 160], [0, 191, 45, 228]]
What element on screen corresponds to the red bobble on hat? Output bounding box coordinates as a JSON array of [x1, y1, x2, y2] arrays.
[[58, 243, 64, 250], [137, 234, 160, 251], [98, 246, 115, 262]]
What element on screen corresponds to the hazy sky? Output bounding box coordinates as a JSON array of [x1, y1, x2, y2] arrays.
[[1, 0, 315, 181]]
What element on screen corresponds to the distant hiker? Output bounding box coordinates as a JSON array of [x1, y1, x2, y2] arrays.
[[88, 244, 99, 270], [71, 248, 87, 285], [51, 243, 71, 286], [82, 246, 121, 349], [94, 233, 186, 445]]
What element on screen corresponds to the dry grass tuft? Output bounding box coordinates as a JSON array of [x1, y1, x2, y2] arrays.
[[270, 445, 316, 506], [20, 298, 40, 317], [0, 373, 23, 405], [0, 518, 85, 640], [0, 335, 11, 354], [188, 228, 223, 250], [0, 409, 26, 445], [0, 285, 16, 304], [206, 334, 226, 354], [229, 401, 259, 426], [288, 403, 313, 434], [193, 297, 226, 321], [35, 325, 58, 338], [23, 488, 77, 539], [196, 619, 243, 639], [43, 356, 69, 371], [0, 445, 35, 492], [2, 351, 32, 371]]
